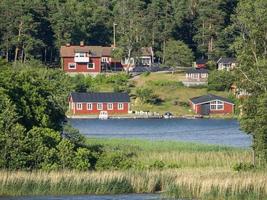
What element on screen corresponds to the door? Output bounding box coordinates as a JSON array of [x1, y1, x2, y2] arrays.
[[201, 103, 210, 115]]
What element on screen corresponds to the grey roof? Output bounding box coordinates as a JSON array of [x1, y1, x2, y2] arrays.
[[186, 68, 209, 74], [70, 92, 130, 103], [217, 57, 236, 64], [196, 59, 208, 65], [190, 94, 234, 105]]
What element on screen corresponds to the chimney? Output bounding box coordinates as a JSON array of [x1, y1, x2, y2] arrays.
[[80, 41, 85, 47], [66, 43, 71, 47]]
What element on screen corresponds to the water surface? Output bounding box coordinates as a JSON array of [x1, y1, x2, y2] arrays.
[[69, 118, 251, 148]]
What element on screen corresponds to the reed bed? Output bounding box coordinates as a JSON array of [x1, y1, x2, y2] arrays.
[[88, 138, 252, 169], [0, 169, 266, 199]]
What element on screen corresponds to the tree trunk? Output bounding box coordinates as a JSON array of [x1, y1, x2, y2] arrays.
[[162, 39, 166, 64], [5, 49, 9, 62], [14, 21, 23, 62]]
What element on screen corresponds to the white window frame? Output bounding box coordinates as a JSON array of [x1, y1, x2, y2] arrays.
[[97, 103, 103, 110], [87, 62, 95, 69], [118, 103, 124, 110], [210, 100, 224, 110], [76, 103, 82, 110], [87, 103, 93, 110], [107, 103, 113, 110], [68, 63, 76, 69], [75, 52, 86, 57]]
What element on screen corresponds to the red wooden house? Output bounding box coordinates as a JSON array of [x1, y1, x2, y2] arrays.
[[60, 42, 102, 75], [69, 92, 131, 116], [189, 94, 234, 115]]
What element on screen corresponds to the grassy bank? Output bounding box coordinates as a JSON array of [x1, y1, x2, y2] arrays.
[[0, 139, 262, 199], [0, 170, 266, 199]]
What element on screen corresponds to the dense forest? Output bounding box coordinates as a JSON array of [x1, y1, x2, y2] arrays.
[[0, 0, 266, 169], [0, 0, 238, 64]]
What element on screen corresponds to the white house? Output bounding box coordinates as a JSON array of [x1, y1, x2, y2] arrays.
[[217, 57, 236, 71]]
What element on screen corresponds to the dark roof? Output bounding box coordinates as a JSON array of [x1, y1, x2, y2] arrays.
[[70, 92, 130, 103], [60, 46, 103, 57], [217, 57, 236, 64], [186, 68, 209, 74], [190, 94, 234, 105], [196, 59, 208, 65]]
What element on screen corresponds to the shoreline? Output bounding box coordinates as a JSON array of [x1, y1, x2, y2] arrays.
[[67, 114, 236, 120]]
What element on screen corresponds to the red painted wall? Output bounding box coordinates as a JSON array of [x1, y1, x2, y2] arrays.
[[63, 57, 101, 73], [69, 101, 130, 115], [191, 102, 234, 114], [196, 64, 206, 68]]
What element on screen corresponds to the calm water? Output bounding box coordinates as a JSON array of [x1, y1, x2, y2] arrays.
[[69, 118, 251, 148], [0, 194, 162, 200]]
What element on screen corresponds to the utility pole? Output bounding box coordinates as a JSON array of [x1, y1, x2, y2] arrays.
[[113, 23, 117, 48]]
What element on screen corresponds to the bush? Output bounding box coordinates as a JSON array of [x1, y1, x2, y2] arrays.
[[208, 70, 235, 91], [95, 151, 136, 170], [149, 160, 165, 169], [232, 163, 254, 172]]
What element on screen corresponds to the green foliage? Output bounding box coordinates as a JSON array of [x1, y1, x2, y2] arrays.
[[208, 70, 235, 91], [74, 148, 92, 171], [135, 87, 160, 104], [233, 0, 267, 165], [149, 160, 165, 169], [165, 40, 194, 67], [206, 60, 217, 71], [232, 163, 254, 172], [96, 151, 136, 170], [63, 124, 85, 145]]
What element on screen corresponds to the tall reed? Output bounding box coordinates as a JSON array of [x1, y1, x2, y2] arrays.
[[0, 170, 266, 199]]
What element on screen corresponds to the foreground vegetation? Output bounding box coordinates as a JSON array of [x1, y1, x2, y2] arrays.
[[0, 169, 266, 199], [0, 139, 265, 199]]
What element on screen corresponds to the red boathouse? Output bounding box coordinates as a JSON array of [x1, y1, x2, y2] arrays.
[[69, 92, 131, 116], [189, 94, 234, 115]]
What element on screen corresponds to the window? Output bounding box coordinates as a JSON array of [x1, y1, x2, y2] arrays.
[[107, 103, 113, 110], [97, 103, 103, 110], [87, 63, 95, 69], [76, 103, 82, 110], [118, 103, 124, 110], [102, 57, 108, 62], [75, 52, 85, 57], [210, 100, 224, 110], [68, 63, 76, 69], [87, 103, 93, 110]]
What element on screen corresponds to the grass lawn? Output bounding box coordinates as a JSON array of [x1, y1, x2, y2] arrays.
[[130, 72, 232, 116]]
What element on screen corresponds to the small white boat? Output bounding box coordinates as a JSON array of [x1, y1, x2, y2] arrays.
[[99, 111, 108, 120]]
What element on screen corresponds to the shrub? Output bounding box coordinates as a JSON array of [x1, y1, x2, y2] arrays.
[[208, 70, 235, 91], [95, 151, 136, 170], [232, 163, 254, 172], [149, 160, 165, 169]]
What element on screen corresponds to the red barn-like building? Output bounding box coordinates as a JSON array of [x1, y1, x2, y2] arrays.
[[69, 92, 131, 116], [189, 94, 234, 115], [60, 43, 103, 75]]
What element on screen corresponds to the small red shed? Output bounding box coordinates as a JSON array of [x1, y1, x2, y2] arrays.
[[189, 94, 234, 115], [69, 92, 131, 116]]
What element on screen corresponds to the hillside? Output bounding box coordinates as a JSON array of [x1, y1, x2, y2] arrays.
[[130, 72, 232, 116]]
